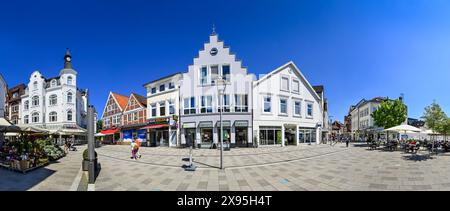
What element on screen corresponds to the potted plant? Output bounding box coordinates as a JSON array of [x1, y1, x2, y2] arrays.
[[82, 149, 97, 171]]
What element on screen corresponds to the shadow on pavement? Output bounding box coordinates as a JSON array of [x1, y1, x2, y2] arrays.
[[402, 154, 435, 162], [0, 167, 56, 191]]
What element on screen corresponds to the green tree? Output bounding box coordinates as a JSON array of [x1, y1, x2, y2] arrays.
[[438, 118, 450, 141], [422, 101, 447, 135], [371, 99, 407, 141], [96, 120, 103, 133]]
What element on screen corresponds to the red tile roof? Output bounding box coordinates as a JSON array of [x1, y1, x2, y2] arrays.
[[132, 93, 147, 107], [111, 92, 129, 111]]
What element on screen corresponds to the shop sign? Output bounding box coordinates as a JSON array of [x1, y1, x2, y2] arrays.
[[183, 122, 196, 129], [198, 121, 213, 128], [234, 120, 248, 127], [148, 117, 170, 125], [216, 121, 231, 127]]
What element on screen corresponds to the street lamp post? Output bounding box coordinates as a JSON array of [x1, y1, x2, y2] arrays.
[[217, 77, 227, 170]]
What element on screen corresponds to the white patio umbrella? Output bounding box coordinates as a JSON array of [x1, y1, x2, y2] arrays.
[[385, 124, 421, 141], [94, 132, 106, 137]]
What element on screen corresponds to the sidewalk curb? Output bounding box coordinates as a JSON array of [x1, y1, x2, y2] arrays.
[[88, 184, 95, 191], [70, 166, 83, 191]]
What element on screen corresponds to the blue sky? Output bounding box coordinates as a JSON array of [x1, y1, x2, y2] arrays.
[[1, 0, 449, 121]]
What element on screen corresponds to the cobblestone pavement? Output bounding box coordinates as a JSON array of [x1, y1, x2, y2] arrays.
[[95, 143, 450, 191], [0, 145, 86, 191]]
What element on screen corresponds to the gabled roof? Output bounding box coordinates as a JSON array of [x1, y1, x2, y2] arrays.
[[111, 92, 129, 110], [255, 61, 321, 102], [313, 85, 324, 94], [143, 72, 183, 87], [124, 93, 147, 111], [132, 93, 147, 107]]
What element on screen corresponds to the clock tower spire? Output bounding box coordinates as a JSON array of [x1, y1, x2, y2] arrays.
[[64, 48, 72, 69]]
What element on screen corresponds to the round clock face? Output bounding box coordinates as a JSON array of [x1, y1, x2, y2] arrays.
[[66, 57, 71, 62], [210, 48, 218, 56]]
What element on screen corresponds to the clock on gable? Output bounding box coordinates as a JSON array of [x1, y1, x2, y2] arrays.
[[210, 48, 218, 56]]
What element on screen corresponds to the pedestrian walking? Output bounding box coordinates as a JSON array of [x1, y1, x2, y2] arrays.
[[130, 139, 137, 160], [134, 136, 141, 159], [346, 137, 350, 147], [64, 140, 69, 154]]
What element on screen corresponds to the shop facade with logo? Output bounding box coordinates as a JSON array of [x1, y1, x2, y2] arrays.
[[179, 32, 255, 148], [144, 73, 182, 147], [253, 62, 324, 146]]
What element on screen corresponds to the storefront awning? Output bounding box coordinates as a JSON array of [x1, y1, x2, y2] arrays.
[[234, 120, 249, 127], [141, 124, 169, 130], [199, 121, 213, 128], [101, 128, 120, 135], [216, 121, 231, 127], [183, 122, 196, 129]]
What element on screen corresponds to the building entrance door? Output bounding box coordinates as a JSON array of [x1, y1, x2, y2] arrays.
[[185, 129, 196, 148], [236, 127, 248, 147]]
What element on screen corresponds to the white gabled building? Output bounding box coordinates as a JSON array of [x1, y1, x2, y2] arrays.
[[20, 49, 88, 134], [253, 61, 324, 146], [179, 31, 256, 148]]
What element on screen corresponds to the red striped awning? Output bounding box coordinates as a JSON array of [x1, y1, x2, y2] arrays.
[[141, 124, 169, 130], [100, 128, 120, 135]]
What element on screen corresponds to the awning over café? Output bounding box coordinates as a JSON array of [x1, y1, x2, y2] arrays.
[[141, 124, 169, 130], [100, 128, 120, 135]]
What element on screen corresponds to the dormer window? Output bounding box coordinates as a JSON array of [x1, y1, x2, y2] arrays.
[[67, 76, 73, 85], [169, 82, 175, 89], [33, 81, 38, 90], [51, 80, 57, 87]]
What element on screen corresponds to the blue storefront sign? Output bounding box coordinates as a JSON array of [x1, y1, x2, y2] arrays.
[[138, 129, 147, 142], [123, 130, 133, 142]]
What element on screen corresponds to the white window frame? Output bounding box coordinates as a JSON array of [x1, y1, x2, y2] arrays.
[[293, 100, 302, 117], [210, 65, 219, 85], [169, 82, 175, 89], [199, 66, 208, 85], [32, 96, 39, 107], [32, 113, 39, 123], [67, 111, 73, 121], [183, 97, 196, 115], [262, 96, 272, 114], [200, 96, 213, 114], [234, 94, 248, 113], [280, 75, 290, 92], [151, 103, 157, 117], [219, 94, 230, 113], [159, 101, 166, 116], [134, 111, 138, 121], [24, 101, 29, 110], [24, 115, 29, 124], [292, 79, 300, 94], [306, 102, 314, 118], [67, 92, 73, 103], [279, 97, 288, 115], [221, 64, 231, 82], [67, 76, 73, 85], [49, 112, 57, 122], [169, 100, 175, 115], [49, 94, 57, 106]]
